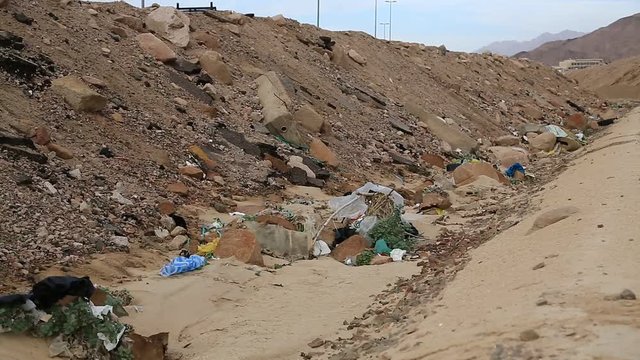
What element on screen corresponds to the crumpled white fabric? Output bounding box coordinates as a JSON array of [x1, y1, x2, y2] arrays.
[[90, 303, 125, 351], [313, 240, 331, 256]]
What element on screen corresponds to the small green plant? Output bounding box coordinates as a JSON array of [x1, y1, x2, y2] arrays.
[[368, 209, 416, 251], [0, 304, 38, 334], [356, 250, 375, 266]]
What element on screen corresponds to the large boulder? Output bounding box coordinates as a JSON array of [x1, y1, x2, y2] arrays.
[[332, 235, 367, 262], [421, 153, 445, 169], [404, 96, 478, 153], [199, 51, 233, 85], [145, 6, 190, 48], [215, 229, 265, 266], [309, 138, 339, 167], [136, 33, 176, 63], [294, 105, 330, 133], [529, 132, 556, 152], [453, 162, 509, 187], [245, 222, 313, 260], [255, 72, 305, 146], [51, 76, 107, 112], [488, 146, 529, 168]]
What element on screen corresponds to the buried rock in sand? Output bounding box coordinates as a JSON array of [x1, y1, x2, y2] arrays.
[[527, 206, 579, 234]]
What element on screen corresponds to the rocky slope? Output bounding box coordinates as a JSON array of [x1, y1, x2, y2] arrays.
[[0, 0, 602, 287], [570, 55, 640, 101], [516, 13, 640, 65]]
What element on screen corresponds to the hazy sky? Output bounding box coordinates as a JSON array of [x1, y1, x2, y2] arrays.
[[131, 0, 640, 51]]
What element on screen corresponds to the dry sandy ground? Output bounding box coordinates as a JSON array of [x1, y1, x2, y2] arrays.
[[374, 107, 640, 359], [0, 256, 418, 360]]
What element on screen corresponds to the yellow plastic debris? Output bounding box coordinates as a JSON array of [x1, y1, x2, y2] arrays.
[[197, 238, 219, 256]]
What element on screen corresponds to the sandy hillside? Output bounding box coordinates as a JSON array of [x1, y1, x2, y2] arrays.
[[325, 107, 640, 359], [570, 56, 640, 101]]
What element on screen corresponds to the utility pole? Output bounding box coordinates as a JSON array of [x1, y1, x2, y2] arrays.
[[374, 0, 378, 38], [317, 0, 320, 27], [385, 0, 397, 41], [380, 22, 389, 41]]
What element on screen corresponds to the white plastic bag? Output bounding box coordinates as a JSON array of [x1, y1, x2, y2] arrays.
[[390, 249, 406, 262], [313, 240, 331, 256]]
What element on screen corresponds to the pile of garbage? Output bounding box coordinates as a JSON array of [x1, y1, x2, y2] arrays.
[[0, 276, 166, 360], [316, 183, 421, 266]]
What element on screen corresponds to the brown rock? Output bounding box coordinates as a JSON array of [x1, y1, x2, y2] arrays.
[[109, 26, 128, 39], [264, 153, 290, 174], [136, 33, 177, 63], [115, 15, 146, 32], [529, 132, 556, 152], [189, 144, 218, 171], [519, 329, 540, 342], [52, 76, 108, 112], [453, 162, 509, 187], [216, 229, 265, 266], [421, 153, 445, 169], [488, 146, 529, 168], [347, 49, 367, 65], [199, 51, 233, 85], [332, 235, 367, 262], [588, 120, 600, 130], [0, 0, 8, 8], [46, 143, 73, 159], [309, 138, 339, 167], [256, 215, 297, 231], [370, 255, 392, 265], [149, 149, 172, 167], [558, 137, 581, 152], [565, 113, 587, 131], [179, 166, 204, 179], [494, 135, 520, 146], [192, 31, 220, 49], [82, 76, 107, 88], [32, 127, 51, 145], [167, 182, 188, 196], [294, 105, 330, 133], [308, 338, 325, 349], [157, 200, 176, 215], [130, 332, 168, 360], [421, 192, 452, 210], [112, 113, 123, 122]]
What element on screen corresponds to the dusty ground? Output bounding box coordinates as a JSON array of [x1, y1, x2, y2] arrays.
[[327, 107, 640, 359]]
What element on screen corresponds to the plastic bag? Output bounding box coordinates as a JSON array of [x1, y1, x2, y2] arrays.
[[357, 216, 378, 237], [160, 256, 207, 277], [390, 249, 406, 262]]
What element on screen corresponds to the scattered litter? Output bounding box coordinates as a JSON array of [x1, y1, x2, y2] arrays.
[[197, 239, 219, 257], [543, 125, 568, 138]]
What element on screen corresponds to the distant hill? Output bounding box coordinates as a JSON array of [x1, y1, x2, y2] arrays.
[[516, 13, 640, 66], [476, 30, 584, 56], [569, 55, 640, 100]]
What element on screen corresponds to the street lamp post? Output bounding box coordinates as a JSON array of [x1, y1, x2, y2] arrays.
[[385, 0, 397, 41], [380, 22, 389, 41], [374, 0, 378, 38], [317, 0, 320, 27]]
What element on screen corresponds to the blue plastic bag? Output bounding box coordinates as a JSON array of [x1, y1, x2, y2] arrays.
[[505, 163, 525, 178], [160, 255, 207, 277]]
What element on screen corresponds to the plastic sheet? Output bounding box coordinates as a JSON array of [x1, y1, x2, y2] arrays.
[[160, 256, 207, 277], [329, 182, 404, 219]]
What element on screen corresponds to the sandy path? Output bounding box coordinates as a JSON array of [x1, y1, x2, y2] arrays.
[[377, 107, 640, 359], [125, 257, 418, 360]]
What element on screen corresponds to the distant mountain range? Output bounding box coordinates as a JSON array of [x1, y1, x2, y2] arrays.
[[516, 13, 640, 66], [476, 30, 585, 56]]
